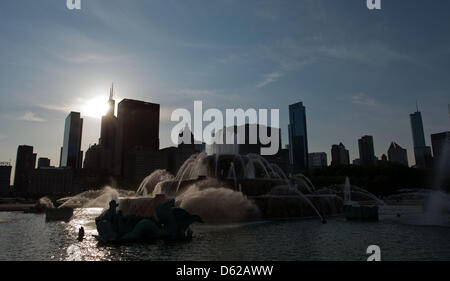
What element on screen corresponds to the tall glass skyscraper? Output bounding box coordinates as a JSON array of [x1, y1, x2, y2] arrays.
[[410, 108, 433, 168], [288, 102, 308, 171], [410, 111, 426, 149], [60, 112, 83, 169]]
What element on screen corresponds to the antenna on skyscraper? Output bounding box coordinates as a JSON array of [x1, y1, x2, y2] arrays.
[[110, 83, 114, 99], [416, 100, 419, 112]]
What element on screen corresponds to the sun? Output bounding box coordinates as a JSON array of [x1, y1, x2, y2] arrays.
[[81, 96, 110, 119]]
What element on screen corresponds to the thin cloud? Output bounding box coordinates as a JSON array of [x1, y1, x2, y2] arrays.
[[351, 94, 380, 107], [0, 134, 7, 142], [221, 39, 423, 90], [37, 103, 74, 113], [256, 72, 283, 88], [174, 40, 233, 51], [219, 53, 250, 64], [52, 52, 128, 65], [17, 112, 45, 122], [318, 43, 419, 67]]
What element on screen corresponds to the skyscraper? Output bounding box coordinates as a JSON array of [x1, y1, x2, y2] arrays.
[[13, 145, 37, 196], [331, 143, 350, 166], [410, 106, 433, 168], [60, 112, 83, 169], [99, 85, 118, 172], [114, 99, 160, 177], [358, 135, 376, 165], [431, 131, 450, 175], [0, 162, 12, 197], [387, 142, 408, 166], [208, 124, 281, 156], [84, 84, 118, 173], [288, 102, 308, 171], [100, 84, 117, 149], [106, 83, 116, 117], [308, 152, 327, 169], [37, 157, 51, 168]]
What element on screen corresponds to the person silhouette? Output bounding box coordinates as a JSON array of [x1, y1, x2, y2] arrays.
[[78, 226, 85, 241], [95, 200, 119, 224]]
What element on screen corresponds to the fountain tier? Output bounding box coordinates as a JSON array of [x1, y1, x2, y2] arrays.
[[128, 153, 344, 222]]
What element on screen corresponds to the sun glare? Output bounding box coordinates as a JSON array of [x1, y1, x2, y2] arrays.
[[81, 96, 110, 119]]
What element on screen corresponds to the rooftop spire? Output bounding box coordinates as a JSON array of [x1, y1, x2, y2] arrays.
[[109, 83, 114, 100], [416, 100, 419, 112]]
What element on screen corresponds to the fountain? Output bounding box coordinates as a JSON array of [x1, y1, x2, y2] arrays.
[[388, 142, 450, 227], [344, 177, 351, 203], [342, 177, 379, 221], [24, 197, 54, 213], [121, 152, 344, 222], [419, 138, 450, 225], [315, 179, 385, 206]]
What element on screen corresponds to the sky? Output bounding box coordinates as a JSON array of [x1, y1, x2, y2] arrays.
[[0, 0, 449, 182]]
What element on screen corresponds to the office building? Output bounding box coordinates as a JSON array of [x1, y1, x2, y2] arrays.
[[84, 144, 107, 172], [99, 85, 118, 171], [0, 162, 12, 197], [114, 99, 160, 177], [387, 142, 408, 166], [208, 124, 281, 156], [37, 157, 51, 168], [13, 145, 37, 196], [410, 106, 433, 168], [358, 135, 376, 165], [288, 102, 308, 171], [60, 112, 83, 169], [308, 152, 327, 169], [331, 143, 350, 166], [29, 167, 74, 197], [379, 154, 388, 164], [84, 85, 118, 173], [431, 131, 450, 175]]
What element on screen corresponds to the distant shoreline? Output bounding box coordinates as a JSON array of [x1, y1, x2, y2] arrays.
[[0, 204, 34, 212], [0, 200, 424, 213]]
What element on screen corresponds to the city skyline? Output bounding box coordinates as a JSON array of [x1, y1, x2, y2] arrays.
[[1, 1, 450, 174], [8, 93, 446, 170]]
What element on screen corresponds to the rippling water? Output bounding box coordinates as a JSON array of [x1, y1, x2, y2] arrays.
[[1, 205, 450, 261]]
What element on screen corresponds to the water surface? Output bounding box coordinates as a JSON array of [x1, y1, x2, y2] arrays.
[[1, 205, 449, 261]]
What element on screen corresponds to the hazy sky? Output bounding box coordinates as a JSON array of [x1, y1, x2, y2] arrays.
[[0, 0, 449, 180]]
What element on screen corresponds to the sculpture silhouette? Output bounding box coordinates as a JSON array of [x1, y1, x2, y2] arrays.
[[172, 208, 204, 238], [95, 199, 203, 243]]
